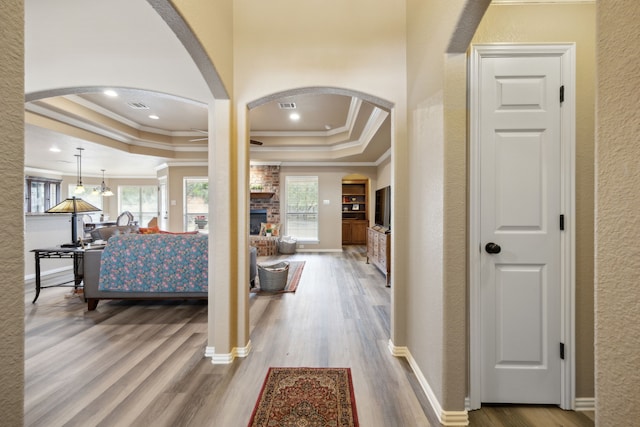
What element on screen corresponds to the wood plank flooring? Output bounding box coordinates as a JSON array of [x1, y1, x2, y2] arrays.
[[25, 246, 594, 426]]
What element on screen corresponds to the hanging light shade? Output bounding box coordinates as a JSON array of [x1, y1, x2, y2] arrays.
[[93, 169, 114, 196], [74, 147, 85, 194]]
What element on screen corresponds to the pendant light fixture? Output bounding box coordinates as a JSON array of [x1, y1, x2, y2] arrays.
[[92, 169, 114, 196], [73, 147, 85, 195]]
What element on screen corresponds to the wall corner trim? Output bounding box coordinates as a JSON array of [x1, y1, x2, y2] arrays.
[[205, 341, 252, 364], [574, 397, 595, 412], [388, 340, 469, 426]]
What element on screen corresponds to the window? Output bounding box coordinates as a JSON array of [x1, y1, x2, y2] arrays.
[[25, 176, 61, 213], [184, 178, 208, 231], [119, 185, 158, 226], [285, 176, 318, 240]]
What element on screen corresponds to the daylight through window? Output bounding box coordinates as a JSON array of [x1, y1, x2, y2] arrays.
[[184, 178, 208, 231], [119, 185, 157, 226], [285, 176, 318, 240]]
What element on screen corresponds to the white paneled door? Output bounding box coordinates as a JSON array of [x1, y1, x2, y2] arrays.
[[471, 45, 575, 406]]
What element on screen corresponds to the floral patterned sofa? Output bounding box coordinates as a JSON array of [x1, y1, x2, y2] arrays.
[[83, 233, 257, 310], [83, 233, 209, 310]]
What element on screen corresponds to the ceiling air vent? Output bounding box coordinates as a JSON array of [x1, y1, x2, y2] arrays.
[[278, 102, 297, 109], [127, 102, 150, 110]]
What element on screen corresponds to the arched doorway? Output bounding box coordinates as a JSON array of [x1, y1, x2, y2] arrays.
[[245, 86, 394, 349]]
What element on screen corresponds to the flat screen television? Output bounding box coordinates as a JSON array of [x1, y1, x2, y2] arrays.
[[374, 186, 391, 230]]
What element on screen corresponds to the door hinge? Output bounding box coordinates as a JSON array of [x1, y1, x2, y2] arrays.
[[560, 214, 565, 230], [560, 85, 565, 104], [560, 342, 565, 360]]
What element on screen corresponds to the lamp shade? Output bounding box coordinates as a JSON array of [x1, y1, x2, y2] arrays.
[[46, 197, 101, 214], [46, 197, 101, 246]]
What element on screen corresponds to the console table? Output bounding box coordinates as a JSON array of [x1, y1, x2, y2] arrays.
[[366, 226, 391, 286], [30, 246, 103, 303]]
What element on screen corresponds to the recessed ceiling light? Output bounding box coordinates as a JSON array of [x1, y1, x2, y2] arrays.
[[49, 147, 61, 153], [103, 89, 118, 97], [289, 113, 300, 121], [149, 115, 160, 120]]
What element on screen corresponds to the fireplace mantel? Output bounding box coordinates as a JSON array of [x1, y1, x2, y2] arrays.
[[250, 192, 275, 199]]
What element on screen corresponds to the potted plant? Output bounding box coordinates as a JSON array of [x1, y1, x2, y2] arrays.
[[250, 184, 263, 192], [266, 227, 272, 237], [194, 215, 208, 229]]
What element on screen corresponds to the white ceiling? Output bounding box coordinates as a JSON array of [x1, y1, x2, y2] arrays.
[[24, 0, 391, 178]]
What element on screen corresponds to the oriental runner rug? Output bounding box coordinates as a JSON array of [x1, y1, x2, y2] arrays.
[[248, 367, 359, 427], [251, 260, 305, 293]]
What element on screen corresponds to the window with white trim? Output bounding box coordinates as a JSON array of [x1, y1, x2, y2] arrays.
[[184, 178, 208, 231], [119, 185, 158, 226], [285, 176, 318, 240]]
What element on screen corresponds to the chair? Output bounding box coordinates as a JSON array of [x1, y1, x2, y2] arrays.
[[82, 214, 95, 239], [116, 211, 134, 226]]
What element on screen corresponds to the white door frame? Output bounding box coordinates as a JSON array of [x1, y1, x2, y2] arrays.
[[469, 43, 576, 410]]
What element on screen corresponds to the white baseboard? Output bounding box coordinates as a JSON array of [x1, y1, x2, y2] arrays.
[[205, 340, 252, 364], [574, 397, 595, 411], [295, 248, 343, 253], [24, 265, 73, 286], [388, 339, 469, 426]]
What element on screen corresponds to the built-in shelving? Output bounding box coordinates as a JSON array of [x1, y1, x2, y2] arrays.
[[342, 180, 368, 244]]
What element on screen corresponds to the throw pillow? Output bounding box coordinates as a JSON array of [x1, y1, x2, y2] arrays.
[[139, 226, 160, 234], [259, 222, 281, 236], [159, 230, 199, 235]]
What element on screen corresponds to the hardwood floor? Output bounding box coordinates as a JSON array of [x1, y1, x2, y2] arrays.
[[25, 246, 594, 426], [468, 404, 595, 427]]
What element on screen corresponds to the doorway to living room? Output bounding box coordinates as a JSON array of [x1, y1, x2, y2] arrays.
[[247, 85, 395, 344]]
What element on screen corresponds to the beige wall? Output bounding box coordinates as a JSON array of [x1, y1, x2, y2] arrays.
[[472, 1, 596, 399], [1, 0, 24, 424], [595, 0, 640, 423], [406, 0, 473, 411], [231, 0, 408, 348], [171, 0, 234, 98], [376, 156, 391, 190], [280, 166, 377, 251], [11, 2, 638, 423], [163, 165, 208, 232]]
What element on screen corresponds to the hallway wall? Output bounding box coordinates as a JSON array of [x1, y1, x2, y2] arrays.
[[472, 1, 596, 400], [0, 0, 24, 424], [595, 0, 640, 423]]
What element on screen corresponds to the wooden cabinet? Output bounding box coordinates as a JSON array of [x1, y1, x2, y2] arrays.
[[367, 226, 390, 286], [342, 221, 352, 243], [342, 179, 368, 244], [343, 220, 367, 245]]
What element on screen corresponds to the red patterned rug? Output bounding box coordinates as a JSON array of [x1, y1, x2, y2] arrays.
[[248, 367, 359, 427]]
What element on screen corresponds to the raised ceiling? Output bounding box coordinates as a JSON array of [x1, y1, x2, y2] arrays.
[[24, 0, 391, 178]]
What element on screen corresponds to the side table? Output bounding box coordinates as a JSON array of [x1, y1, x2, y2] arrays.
[[30, 246, 103, 303]]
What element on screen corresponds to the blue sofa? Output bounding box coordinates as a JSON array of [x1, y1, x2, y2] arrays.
[[83, 233, 257, 310]]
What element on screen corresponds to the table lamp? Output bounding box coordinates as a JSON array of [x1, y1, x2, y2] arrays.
[[46, 197, 101, 247]]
